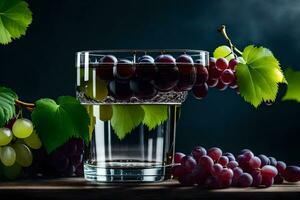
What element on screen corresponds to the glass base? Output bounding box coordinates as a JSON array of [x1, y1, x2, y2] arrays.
[[84, 161, 169, 182]]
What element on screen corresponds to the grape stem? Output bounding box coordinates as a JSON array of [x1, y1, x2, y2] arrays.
[[218, 25, 243, 56], [15, 99, 35, 111]]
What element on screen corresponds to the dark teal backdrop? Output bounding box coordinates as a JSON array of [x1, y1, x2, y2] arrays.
[[0, 0, 299, 164]]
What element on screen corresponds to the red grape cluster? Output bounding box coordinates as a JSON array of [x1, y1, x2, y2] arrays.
[[172, 147, 300, 188], [192, 57, 238, 99]]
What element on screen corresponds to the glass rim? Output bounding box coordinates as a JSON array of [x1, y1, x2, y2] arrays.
[[75, 49, 209, 55]]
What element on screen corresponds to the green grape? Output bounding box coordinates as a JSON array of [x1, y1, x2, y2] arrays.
[[100, 105, 113, 121], [0, 128, 13, 146], [3, 163, 22, 180], [12, 118, 34, 138], [0, 146, 16, 166], [23, 130, 42, 149], [84, 76, 108, 101], [13, 143, 33, 167], [213, 45, 235, 61]]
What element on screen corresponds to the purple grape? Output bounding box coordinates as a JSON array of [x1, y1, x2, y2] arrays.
[[232, 167, 243, 186], [174, 152, 186, 164], [251, 170, 262, 187], [191, 146, 206, 161], [116, 59, 135, 79], [198, 155, 214, 172], [207, 147, 222, 162], [283, 166, 300, 182], [96, 55, 117, 80], [175, 54, 196, 91], [130, 79, 157, 100], [240, 149, 252, 154], [276, 161, 286, 174], [204, 176, 220, 189], [274, 174, 284, 184], [249, 156, 261, 169], [136, 56, 156, 81], [238, 173, 253, 187], [258, 154, 270, 167], [211, 163, 223, 177], [223, 152, 235, 161], [178, 173, 195, 186], [269, 157, 277, 166], [218, 156, 229, 166], [243, 151, 254, 162], [227, 161, 239, 169], [109, 80, 133, 100], [218, 168, 234, 182], [181, 156, 197, 173], [193, 165, 209, 186]]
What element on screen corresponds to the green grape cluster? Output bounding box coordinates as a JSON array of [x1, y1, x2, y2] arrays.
[[0, 118, 42, 180]]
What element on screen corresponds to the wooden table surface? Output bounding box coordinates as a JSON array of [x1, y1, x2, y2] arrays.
[[0, 178, 300, 200]]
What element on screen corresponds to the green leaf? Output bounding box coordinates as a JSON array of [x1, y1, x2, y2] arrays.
[[31, 96, 89, 153], [213, 45, 235, 61], [141, 105, 168, 130], [236, 45, 285, 107], [0, 0, 32, 44], [282, 68, 300, 102], [111, 105, 144, 140], [0, 86, 18, 127]]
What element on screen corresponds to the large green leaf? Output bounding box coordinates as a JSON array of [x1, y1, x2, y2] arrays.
[[31, 96, 89, 153], [111, 105, 144, 140], [0, 86, 18, 127], [236, 45, 285, 107], [141, 105, 168, 130], [282, 68, 300, 102], [0, 0, 32, 44]]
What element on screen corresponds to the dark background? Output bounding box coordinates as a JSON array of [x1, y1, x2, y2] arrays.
[[0, 0, 299, 164]]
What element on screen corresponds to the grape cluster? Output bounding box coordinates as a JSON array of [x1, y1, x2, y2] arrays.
[[26, 138, 84, 178], [0, 118, 42, 180], [192, 57, 238, 99], [81, 54, 215, 101], [172, 147, 300, 188]]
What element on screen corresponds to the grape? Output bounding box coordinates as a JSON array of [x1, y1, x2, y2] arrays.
[[269, 157, 277, 166], [238, 173, 253, 187], [228, 58, 238, 71], [175, 54, 196, 91], [172, 165, 188, 178], [218, 156, 229, 166], [262, 176, 274, 187], [215, 79, 228, 91], [219, 168, 233, 181], [84, 77, 108, 101], [174, 152, 185, 164], [207, 147, 222, 161], [232, 167, 243, 185], [206, 78, 218, 87], [130, 79, 157, 100], [0, 128, 13, 146], [194, 63, 209, 86], [211, 163, 223, 177], [227, 161, 239, 169], [75, 163, 84, 177], [220, 69, 235, 85], [274, 174, 284, 184], [178, 173, 195, 186], [204, 176, 220, 189], [258, 154, 270, 167], [251, 170, 262, 187], [223, 152, 235, 161], [198, 155, 214, 172], [50, 150, 70, 172], [12, 118, 34, 138], [276, 161, 286, 174], [96, 55, 117, 80], [261, 165, 278, 178], [243, 151, 254, 161], [100, 105, 113, 121], [240, 149, 252, 154], [138, 55, 154, 63], [3, 163, 22, 180], [109, 80, 133, 100], [0, 146, 16, 166], [216, 58, 228, 71], [249, 156, 261, 169], [23, 130, 42, 149], [4, 118, 16, 130], [229, 77, 238, 89], [116, 59, 135, 79], [193, 165, 209, 185], [181, 155, 197, 172], [192, 83, 208, 99], [208, 66, 222, 80], [283, 166, 300, 182], [213, 46, 235, 61], [191, 146, 206, 161], [13, 143, 33, 167], [136, 56, 156, 81]]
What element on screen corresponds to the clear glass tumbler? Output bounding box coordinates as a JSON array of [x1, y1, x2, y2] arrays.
[[76, 50, 209, 182]]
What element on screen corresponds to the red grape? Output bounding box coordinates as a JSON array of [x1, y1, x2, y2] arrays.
[[251, 170, 262, 187], [215, 79, 228, 91], [249, 156, 261, 169], [228, 58, 238, 71], [220, 69, 235, 85], [181, 156, 197, 173], [198, 155, 214, 172], [178, 173, 195, 186], [261, 165, 278, 178], [218, 156, 229, 166], [191, 146, 207, 161], [227, 161, 239, 169], [262, 176, 274, 187], [207, 147, 222, 161], [195, 64, 209, 86], [173, 165, 188, 178], [206, 78, 218, 87], [216, 58, 228, 71], [192, 83, 208, 100], [116, 59, 135, 79], [174, 152, 185, 164], [219, 168, 234, 181], [211, 163, 223, 177], [204, 176, 220, 189], [243, 151, 254, 161]]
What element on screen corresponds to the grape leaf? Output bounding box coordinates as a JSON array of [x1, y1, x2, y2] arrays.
[[0, 86, 18, 127], [141, 105, 168, 130], [111, 105, 144, 140], [213, 45, 235, 61], [236, 45, 285, 107], [31, 96, 89, 153], [282, 68, 300, 102], [0, 0, 32, 44]]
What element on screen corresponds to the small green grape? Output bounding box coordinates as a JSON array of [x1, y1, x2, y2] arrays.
[[12, 118, 34, 138], [23, 130, 42, 149], [3, 163, 22, 180], [100, 105, 113, 121], [0, 146, 16, 166], [0, 128, 13, 146], [213, 45, 235, 61], [13, 143, 33, 167]]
